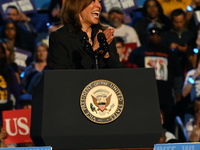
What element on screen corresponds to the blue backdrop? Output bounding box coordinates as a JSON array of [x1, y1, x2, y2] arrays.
[[0, 0, 146, 9], [33, 0, 146, 9]]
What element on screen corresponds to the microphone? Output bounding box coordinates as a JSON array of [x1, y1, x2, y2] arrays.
[[97, 33, 109, 56], [80, 32, 93, 54]]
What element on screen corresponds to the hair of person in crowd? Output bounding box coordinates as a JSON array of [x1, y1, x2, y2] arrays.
[[1, 19, 20, 44], [0, 39, 15, 64], [34, 42, 49, 62], [142, 0, 164, 18], [0, 42, 13, 85], [5, 5, 19, 21], [114, 36, 125, 62], [170, 8, 186, 20]]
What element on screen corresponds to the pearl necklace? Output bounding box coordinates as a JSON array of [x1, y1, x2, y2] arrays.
[[88, 37, 92, 42]]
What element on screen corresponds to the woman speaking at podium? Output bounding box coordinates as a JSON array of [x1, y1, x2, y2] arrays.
[[49, 0, 121, 69]]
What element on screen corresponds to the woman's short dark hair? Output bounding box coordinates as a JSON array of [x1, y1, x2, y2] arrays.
[[61, 0, 93, 31], [61, 0, 107, 32], [142, 0, 164, 17]]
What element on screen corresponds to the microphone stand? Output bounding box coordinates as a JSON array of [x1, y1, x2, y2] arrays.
[[94, 53, 99, 69]]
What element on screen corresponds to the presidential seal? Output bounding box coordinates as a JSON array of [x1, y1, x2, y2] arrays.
[[80, 80, 124, 124]]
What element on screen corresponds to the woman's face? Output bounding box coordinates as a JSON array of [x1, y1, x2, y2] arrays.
[[146, 0, 159, 19], [36, 46, 48, 62], [79, 0, 102, 27], [4, 23, 16, 40]]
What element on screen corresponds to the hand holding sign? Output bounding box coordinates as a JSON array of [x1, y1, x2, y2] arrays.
[[3, 109, 32, 145]]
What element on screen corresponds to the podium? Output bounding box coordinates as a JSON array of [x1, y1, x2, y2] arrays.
[[30, 68, 162, 150]]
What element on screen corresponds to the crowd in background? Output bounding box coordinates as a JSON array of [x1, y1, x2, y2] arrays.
[[0, 0, 200, 147]]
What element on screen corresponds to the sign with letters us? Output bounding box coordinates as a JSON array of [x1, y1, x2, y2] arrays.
[[0, 0, 37, 20], [3, 109, 32, 144], [102, 0, 139, 13]]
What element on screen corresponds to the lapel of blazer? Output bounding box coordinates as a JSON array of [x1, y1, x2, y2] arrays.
[[64, 24, 95, 69]]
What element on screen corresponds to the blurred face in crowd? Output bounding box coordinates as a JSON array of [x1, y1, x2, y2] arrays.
[[148, 29, 162, 45], [79, 0, 102, 27], [172, 14, 185, 31], [116, 42, 125, 57], [20, 102, 32, 109], [195, 0, 200, 6], [146, 0, 159, 19], [4, 23, 17, 41], [6, 8, 19, 21], [36, 45, 48, 62], [108, 12, 123, 28]]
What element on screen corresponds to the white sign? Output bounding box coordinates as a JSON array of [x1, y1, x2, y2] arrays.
[[103, 0, 138, 12], [0, 0, 36, 19]]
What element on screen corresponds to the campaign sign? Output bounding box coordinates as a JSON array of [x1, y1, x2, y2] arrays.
[[154, 143, 200, 150], [14, 47, 32, 70], [157, 0, 192, 15], [102, 0, 138, 13], [0, 0, 37, 20], [123, 42, 137, 62], [3, 109, 32, 144], [0, 147, 52, 150]]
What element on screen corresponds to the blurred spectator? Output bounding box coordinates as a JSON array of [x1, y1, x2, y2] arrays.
[[158, 110, 178, 143], [18, 93, 32, 109], [187, 0, 200, 33], [20, 42, 49, 93], [108, 7, 141, 47], [48, 0, 62, 24], [182, 58, 200, 100], [192, 24, 200, 68], [0, 125, 15, 148], [1, 39, 20, 84], [128, 22, 182, 133], [0, 42, 20, 123], [17, 142, 34, 147], [133, 0, 171, 45], [48, 22, 63, 35], [1, 19, 35, 53], [114, 37, 126, 67], [5, 5, 37, 36], [163, 8, 196, 73], [26, 72, 43, 95], [114, 37, 125, 62], [188, 99, 200, 142], [41, 22, 63, 46]]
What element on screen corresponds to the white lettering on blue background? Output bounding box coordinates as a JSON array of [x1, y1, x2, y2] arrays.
[[182, 146, 194, 150], [154, 146, 176, 150]]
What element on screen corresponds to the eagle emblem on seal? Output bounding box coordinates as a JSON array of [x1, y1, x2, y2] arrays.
[[90, 89, 114, 115]]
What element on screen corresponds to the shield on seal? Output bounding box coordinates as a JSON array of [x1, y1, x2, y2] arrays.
[[98, 103, 106, 111]]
